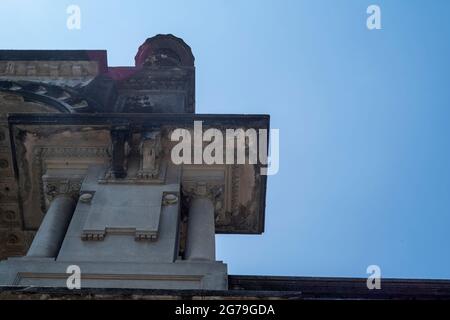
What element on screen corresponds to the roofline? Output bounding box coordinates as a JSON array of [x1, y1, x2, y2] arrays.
[[1, 274, 450, 300], [7, 113, 270, 128]]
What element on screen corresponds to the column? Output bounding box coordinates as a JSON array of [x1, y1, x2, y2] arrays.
[[185, 195, 216, 261], [27, 195, 76, 258]]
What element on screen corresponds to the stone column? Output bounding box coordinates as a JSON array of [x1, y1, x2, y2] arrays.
[[27, 195, 76, 258], [185, 184, 216, 261]]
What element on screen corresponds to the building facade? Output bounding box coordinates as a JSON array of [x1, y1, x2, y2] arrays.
[[0, 34, 268, 290]]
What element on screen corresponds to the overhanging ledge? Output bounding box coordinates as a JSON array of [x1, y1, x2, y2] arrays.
[[7, 112, 270, 235], [7, 112, 270, 127]]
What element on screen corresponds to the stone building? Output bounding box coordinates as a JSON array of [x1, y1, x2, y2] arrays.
[[0, 35, 449, 299], [0, 34, 269, 290]]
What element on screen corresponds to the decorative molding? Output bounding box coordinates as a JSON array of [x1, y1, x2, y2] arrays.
[[135, 230, 158, 241], [0, 61, 99, 78], [37, 146, 110, 160], [100, 164, 167, 184], [16, 272, 202, 284], [81, 230, 105, 241], [81, 228, 159, 242]]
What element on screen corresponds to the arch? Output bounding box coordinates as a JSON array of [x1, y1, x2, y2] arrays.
[[0, 80, 99, 113]]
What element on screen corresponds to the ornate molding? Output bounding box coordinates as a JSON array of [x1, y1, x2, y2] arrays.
[[81, 230, 105, 241], [0, 61, 98, 78], [81, 228, 159, 242], [36, 146, 110, 160]]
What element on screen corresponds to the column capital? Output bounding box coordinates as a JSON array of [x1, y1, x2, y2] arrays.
[[182, 181, 224, 210], [42, 175, 82, 206]]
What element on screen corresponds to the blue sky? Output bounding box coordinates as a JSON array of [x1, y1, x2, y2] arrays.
[[1, 0, 450, 279]]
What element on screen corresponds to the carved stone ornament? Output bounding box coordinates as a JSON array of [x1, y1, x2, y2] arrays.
[[102, 130, 165, 184], [137, 131, 162, 179], [42, 176, 82, 204], [182, 181, 224, 214]]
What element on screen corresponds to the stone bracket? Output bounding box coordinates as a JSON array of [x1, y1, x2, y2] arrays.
[[109, 125, 131, 179]]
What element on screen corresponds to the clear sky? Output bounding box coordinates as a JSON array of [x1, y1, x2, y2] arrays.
[[1, 0, 450, 279]]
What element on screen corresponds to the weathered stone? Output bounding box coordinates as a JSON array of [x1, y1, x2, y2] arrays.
[[0, 34, 269, 291]]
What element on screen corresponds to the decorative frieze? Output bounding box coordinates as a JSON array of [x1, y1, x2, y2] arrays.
[[37, 146, 110, 160], [0, 61, 99, 78]]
